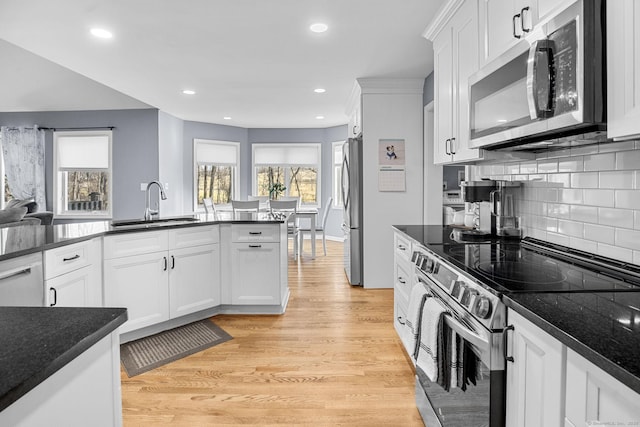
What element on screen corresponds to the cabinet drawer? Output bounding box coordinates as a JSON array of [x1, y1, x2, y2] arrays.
[[169, 225, 219, 249], [394, 233, 412, 263], [231, 224, 280, 242], [395, 262, 412, 301], [44, 240, 92, 280], [103, 230, 169, 259]]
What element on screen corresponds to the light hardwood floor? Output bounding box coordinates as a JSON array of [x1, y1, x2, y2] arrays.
[[120, 240, 423, 426]]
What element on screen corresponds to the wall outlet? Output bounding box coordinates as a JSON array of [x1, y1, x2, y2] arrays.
[[140, 183, 147, 191], [164, 183, 169, 190]]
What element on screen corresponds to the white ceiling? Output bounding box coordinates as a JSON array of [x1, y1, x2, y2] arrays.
[[0, 0, 444, 129]]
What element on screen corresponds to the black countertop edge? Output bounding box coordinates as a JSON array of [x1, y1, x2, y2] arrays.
[[0, 217, 285, 262], [0, 307, 128, 412], [503, 295, 640, 394]]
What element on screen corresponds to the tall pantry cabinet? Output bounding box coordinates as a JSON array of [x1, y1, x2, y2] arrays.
[[345, 79, 424, 289]]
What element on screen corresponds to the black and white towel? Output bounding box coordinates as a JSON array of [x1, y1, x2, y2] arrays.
[[400, 282, 429, 359], [415, 297, 449, 381]]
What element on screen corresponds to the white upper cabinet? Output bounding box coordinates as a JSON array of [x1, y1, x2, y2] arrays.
[[426, 0, 487, 164], [478, 0, 577, 67], [607, 0, 640, 140]]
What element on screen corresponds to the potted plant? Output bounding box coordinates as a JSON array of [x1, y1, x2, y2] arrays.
[[268, 182, 286, 200]]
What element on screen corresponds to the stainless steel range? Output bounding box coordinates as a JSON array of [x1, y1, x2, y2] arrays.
[[408, 232, 640, 427], [411, 247, 506, 427]]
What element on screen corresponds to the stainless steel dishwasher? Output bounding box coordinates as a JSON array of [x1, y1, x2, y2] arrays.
[[0, 252, 44, 306]]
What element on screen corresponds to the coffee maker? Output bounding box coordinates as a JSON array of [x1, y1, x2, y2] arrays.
[[459, 180, 496, 239], [490, 181, 523, 238]]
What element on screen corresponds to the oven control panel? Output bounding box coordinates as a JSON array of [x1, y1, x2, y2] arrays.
[[412, 247, 504, 330]]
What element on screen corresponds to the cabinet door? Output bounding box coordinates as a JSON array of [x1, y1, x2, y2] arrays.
[[169, 244, 220, 318], [104, 252, 169, 334], [433, 29, 454, 164], [607, 0, 640, 140], [46, 265, 100, 307], [565, 348, 640, 426], [479, 0, 518, 66], [506, 309, 565, 427], [451, 0, 481, 163], [230, 242, 280, 305]]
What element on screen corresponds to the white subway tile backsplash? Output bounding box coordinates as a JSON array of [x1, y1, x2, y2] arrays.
[[584, 223, 614, 245], [558, 189, 583, 204], [597, 243, 633, 263], [598, 207, 634, 228], [583, 189, 615, 207], [557, 219, 583, 238], [548, 173, 571, 188], [616, 150, 640, 170], [615, 228, 640, 251], [558, 158, 584, 173], [538, 159, 558, 173], [570, 205, 598, 223], [599, 170, 634, 189], [615, 190, 640, 209], [520, 161, 537, 174], [472, 141, 640, 264], [583, 153, 615, 171], [571, 172, 599, 188]]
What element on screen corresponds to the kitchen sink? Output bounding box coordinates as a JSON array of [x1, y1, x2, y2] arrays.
[[111, 216, 199, 228]]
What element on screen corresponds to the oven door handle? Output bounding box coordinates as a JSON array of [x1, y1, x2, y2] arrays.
[[443, 314, 490, 352]]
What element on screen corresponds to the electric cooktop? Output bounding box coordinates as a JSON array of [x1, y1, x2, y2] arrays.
[[425, 236, 640, 295]]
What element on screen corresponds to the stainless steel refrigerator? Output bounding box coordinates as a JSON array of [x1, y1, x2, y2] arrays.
[[341, 136, 363, 286]]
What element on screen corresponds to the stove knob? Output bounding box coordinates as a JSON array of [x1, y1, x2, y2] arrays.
[[462, 289, 478, 308], [475, 297, 493, 319]]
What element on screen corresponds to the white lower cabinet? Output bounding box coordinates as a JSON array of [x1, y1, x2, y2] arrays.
[[230, 242, 280, 305], [169, 244, 220, 318], [565, 348, 640, 426], [103, 226, 220, 334], [104, 252, 170, 334], [506, 309, 565, 427], [44, 238, 102, 307]]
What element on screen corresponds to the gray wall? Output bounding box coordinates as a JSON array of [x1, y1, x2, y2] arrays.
[[423, 72, 434, 106], [0, 109, 159, 220]]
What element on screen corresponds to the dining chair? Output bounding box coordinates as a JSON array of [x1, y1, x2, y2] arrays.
[[269, 199, 299, 260], [299, 197, 332, 256], [231, 199, 259, 213], [247, 195, 269, 203], [203, 198, 216, 215]]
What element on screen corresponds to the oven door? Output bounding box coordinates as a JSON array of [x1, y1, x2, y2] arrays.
[[415, 276, 505, 427]]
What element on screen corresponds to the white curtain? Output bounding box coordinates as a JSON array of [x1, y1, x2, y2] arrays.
[[0, 126, 47, 209]]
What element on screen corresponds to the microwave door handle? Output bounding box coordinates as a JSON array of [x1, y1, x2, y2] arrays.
[[526, 39, 555, 120]]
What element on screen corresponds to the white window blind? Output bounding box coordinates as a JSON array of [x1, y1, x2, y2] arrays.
[[57, 135, 110, 169], [253, 144, 320, 166], [195, 139, 238, 165]]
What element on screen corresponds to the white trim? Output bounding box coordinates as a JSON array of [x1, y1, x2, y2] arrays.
[[422, 0, 466, 41]]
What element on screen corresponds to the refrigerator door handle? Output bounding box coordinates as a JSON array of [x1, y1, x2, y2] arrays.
[[341, 155, 350, 213]]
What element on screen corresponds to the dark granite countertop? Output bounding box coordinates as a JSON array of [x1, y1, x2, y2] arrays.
[[393, 224, 640, 395], [0, 212, 284, 262], [0, 307, 127, 412]]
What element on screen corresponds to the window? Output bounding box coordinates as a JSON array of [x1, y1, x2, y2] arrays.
[[252, 144, 321, 206], [54, 131, 112, 218], [193, 139, 239, 210], [332, 141, 344, 208]]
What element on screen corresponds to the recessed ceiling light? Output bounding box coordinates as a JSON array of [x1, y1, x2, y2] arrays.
[[182, 89, 196, 95], [315, 115, 325, 120], [310, 23, 328, 33], [90, 28, 113, 39], [314, 88, 326, 93], [223, 116, 232, 120]]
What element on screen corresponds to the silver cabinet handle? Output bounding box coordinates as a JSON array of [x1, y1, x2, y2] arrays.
[[163, 256, 168, 271], [171, 255, 175, 269], [445, 138, 451, 155], [63, 254, 80, 262], [249, 231, 262, 235], [397, 244, 406, 251], [398, 277, 406, 284], [520, 6, 530, 33], [450, 137, 456, 155], [504, 324, 515, 363], [249, 244, 262, 248]]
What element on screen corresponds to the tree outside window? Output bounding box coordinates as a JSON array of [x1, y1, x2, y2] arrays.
[[193, 139, 239, 210]]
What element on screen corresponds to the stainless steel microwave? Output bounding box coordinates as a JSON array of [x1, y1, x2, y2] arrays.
[[468, 0, 606, 152]]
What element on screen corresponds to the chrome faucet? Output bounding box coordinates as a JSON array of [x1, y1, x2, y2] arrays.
[[144, 181, 167, 221]]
